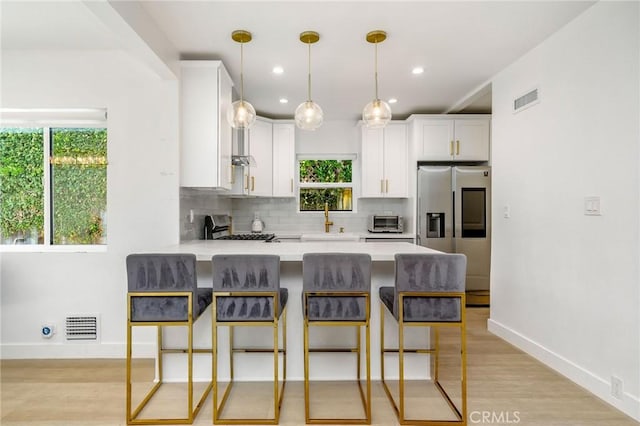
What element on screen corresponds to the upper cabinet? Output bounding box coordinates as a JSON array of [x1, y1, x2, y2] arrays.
[[411, 115, 490, 161], [361, 122, 408, 198], [179, 60, 233, 189], [272, 123, 296, 197]]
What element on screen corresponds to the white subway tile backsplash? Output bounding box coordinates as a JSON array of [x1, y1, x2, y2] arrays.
[[180, 191, 410, 240]]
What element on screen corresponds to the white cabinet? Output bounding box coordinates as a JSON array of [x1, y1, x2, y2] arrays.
[[272, 123, 296, 197], [232, 118, 273, 196], [361, 122, 408, 198], [179, 60, 233, 189], [413, 116, 490, 161]]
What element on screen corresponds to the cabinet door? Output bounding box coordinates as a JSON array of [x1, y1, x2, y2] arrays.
[[453, 119, 489, 161], [383, 123, 408, 197], [180, 61, 225, 187], [217, 68, 233, 190], [248, 119, 273, 196], [419, 119, 455, 161], [272, 123, 295, 197], [360, 126, 385, 197]]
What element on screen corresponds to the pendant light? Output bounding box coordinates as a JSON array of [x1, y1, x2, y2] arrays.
[[227, 30, 256, 129], [295, 31, 323, 131], [362, 30, 392, 128]]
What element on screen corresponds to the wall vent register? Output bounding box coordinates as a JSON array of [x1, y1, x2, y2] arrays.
[[513, 87, 539, 113], [65, 315, 98, 341]]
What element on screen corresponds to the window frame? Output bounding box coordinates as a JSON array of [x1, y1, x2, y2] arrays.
[[296, 154, 357, 213], [0, 109, 107, 252]]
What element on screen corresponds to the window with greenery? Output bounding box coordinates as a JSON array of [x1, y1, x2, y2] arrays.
[[0, 125, 107, 246], [299, 159, 352, 211]]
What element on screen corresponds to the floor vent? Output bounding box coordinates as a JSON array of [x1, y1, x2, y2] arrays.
[[513, 88, 539, 113], [65, 315, 99, 341]]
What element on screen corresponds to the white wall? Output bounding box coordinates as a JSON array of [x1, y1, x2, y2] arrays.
[[489, 2, 639, 420], [295, 119, 359, 155], [0, 50, 179, 357]]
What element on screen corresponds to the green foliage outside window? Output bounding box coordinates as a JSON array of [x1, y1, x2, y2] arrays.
[[0, 128, 44, 242], [300, 188, 352, 211], [299, 160, 352, 211], [299, 160, 352, 183], [52, 128, 107, 244], [0, 127, 107, 245]]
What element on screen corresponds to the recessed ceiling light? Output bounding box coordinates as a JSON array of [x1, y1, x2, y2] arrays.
[[388, 98, 398, 104], [272, 66, 284, 74], [279, 98, 288, 104], [412, 67, 424, 75]]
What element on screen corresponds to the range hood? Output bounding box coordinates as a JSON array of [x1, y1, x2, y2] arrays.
[[231, 154, 256, 167], [231, 128, 256, 167]]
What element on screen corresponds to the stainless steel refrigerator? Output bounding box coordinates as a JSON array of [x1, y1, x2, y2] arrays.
[[417, 165, 491, 305]]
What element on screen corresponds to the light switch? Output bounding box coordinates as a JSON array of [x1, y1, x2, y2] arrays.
[[584, 196, 601, 216], [503, 205, 511, 219]]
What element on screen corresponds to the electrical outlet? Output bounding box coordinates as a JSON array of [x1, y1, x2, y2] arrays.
[[611, 376, 623, 399]]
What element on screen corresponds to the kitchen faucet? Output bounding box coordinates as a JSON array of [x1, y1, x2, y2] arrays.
[[324, 202, 333, 233]]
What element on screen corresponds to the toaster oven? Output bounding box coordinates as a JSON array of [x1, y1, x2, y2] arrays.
[[368, 215, 403, 233]]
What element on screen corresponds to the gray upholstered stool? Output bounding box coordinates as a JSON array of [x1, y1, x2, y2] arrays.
[[211, 254, 287, 425], [379, 253, 467, 425], [126, 253, 213, 425], [302, 253, 372, 424]]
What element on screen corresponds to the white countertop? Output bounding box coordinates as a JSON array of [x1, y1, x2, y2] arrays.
[[166, 240, 436, 262]]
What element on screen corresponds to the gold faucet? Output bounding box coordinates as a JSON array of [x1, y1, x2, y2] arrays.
[[324, 202, 334, 233]]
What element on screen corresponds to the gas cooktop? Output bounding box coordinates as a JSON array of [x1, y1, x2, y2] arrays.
[[215, 233, 275, 241]]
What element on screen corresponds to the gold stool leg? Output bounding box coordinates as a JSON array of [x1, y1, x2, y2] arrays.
[[304, 315, 310, 423], [273, 316, 280, 422], [126, 322, 133, 423]]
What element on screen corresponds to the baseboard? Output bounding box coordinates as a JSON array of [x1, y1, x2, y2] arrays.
[[488, 318, 640, 421], [0, 342, 155, 359]]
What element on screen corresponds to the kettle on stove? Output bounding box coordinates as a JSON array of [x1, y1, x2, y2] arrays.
[[251, 212, 264, 233]]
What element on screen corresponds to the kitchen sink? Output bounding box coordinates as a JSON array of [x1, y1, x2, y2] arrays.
[[299, 233, 361, 242]]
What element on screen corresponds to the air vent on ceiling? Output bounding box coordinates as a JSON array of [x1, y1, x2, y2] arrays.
[[65, 314, 99, 341], [513, 88, 539, 113]]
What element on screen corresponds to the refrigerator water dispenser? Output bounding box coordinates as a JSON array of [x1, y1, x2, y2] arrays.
[[426, 213, 445, 238]]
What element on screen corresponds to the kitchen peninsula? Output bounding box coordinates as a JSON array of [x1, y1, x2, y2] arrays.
[[156, 240, 440, 382]]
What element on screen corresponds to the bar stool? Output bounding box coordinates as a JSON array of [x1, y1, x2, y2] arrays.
[[379, 253, 467, 425], [211, 254, 287, 425], [126, 253, 213, 425], [302, 253, 372, 424]]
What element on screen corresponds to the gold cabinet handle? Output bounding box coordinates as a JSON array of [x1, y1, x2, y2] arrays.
[[244, 174, 249, 190], [380, 179, 384, 193], [251, 176, 255, 191], [456, 140, 460, 156], [230, 165, 235, 184], [450, 140, 454, 156], [386, 179, 389, 193], [290, 178, 294, 193]]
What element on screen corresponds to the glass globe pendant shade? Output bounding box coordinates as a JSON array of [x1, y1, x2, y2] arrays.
[[294, 100, 323, 131], [362, 99, 392, 129], [227, 99, 256, 129]]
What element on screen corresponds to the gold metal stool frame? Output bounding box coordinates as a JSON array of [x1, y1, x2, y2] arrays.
[[126, 291, 213, 425], [380, 292, 467, 426], [212, 291, 287, 425], [303, 291, 372, 425]]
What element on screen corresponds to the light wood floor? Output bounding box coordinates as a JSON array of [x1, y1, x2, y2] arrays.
[[1, 308, 638, 426]]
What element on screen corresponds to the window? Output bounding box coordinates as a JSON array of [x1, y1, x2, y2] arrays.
[[298, 159, 353, 211], [0, 110, 107, 246]]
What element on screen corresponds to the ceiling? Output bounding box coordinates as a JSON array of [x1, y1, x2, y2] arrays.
[[1, 1, 596, 120]]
